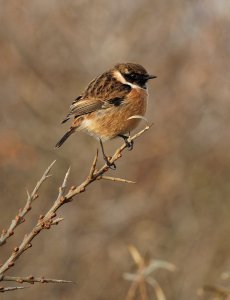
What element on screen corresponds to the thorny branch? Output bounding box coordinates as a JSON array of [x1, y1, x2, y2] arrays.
[[1, 275, 72, 284], [0, 125, 151, 292], [0, 161, 55, 246]]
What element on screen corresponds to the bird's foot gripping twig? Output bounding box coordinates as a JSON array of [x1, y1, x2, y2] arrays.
[[104, 156, 117, 170], [119, 133, 134, 151]]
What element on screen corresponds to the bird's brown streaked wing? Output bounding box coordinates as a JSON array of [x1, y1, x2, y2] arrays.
[[71, 95, 83, 106], [61, 99, 104, 123], [61, 95, 83, 123], [61, 71, 131, 123], [61, 75, 102, 123], [71, 99, 105, 116], [70, 93, 128, 117]]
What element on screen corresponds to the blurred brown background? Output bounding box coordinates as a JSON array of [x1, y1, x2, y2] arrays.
[[0, 1, 230, 299]]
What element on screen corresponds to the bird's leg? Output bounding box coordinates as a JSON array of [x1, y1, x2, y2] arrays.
[[99, 139, 116, 170], [118, 132, 134, 151]]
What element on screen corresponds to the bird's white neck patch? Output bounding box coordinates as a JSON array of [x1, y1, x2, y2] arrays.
[[113, 70, 141, 89]]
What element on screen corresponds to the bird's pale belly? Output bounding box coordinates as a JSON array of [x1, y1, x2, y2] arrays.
[[80, 88, 148, 141]]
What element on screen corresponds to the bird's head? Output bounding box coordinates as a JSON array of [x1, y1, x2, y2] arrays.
[[113, 63, 156, 89]]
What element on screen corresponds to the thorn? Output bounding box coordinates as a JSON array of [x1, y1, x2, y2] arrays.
[[45, 174, 53, 179], [0, 286, 29, 292], [88, 149, 99, 179], [99, 176, 135, 184], [26, 190, 30, 198], [52, 217, 64, 225]]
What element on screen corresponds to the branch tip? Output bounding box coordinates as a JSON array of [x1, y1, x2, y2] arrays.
[[100, 176, 135, 184]]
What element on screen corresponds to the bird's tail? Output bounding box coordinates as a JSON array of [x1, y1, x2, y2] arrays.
[[55, 127, 75, 148]]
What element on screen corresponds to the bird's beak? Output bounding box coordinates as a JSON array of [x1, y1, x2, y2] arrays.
[[147, 74, 157, 80]]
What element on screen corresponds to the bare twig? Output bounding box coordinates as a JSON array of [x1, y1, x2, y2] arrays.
[[0, 125, 151, 292], [57, 167, 71, 202], [1, 275, 73, 284], [124, 245, 175, 300], [0, 286, 28, 292], [0, 161, 56, 246], [88, 149, 99, 179], [98, 175, 135, 184], [146, 278, 166, 300], [51, 217, 64, 225], [125, 280, 139, 300], [0, 167, 71, 276]]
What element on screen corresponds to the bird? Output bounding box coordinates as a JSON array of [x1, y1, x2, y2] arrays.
[[55, 63, 156, 169]]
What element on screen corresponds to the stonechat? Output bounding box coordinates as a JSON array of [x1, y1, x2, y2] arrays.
[[55, 63, 156, 168]]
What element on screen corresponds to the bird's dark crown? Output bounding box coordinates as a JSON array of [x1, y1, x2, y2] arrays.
[[114, 63, 156, 89]]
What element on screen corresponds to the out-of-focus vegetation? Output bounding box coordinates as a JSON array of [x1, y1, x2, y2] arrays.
[[0, 1, 230, 299]]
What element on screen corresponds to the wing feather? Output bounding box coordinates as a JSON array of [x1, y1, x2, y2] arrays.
[[70, 99, 104, 116], [61, 71, 131, 123]]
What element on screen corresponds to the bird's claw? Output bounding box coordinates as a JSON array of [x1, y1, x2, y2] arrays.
[[104, 156, 116, 170], [125, 139, 134, 151], [119, 134, 134, 151]]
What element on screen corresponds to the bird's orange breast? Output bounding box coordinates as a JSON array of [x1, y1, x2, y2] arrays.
[[79, 87, 148, 141]]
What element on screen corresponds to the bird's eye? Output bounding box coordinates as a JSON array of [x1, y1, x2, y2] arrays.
[[123, 72, 137, 83]]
